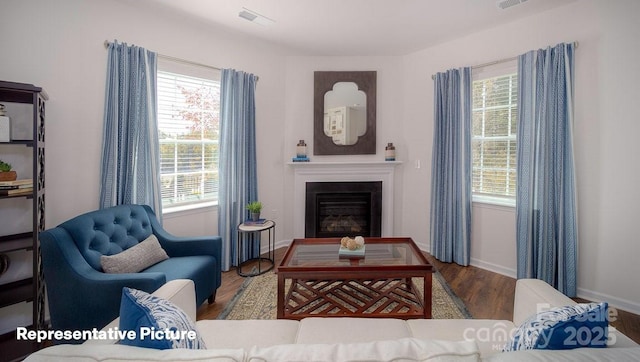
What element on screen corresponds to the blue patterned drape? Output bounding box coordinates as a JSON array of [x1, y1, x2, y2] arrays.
[[430, 68, 472, 266], [516, 43, 577, 296], [217, 69, 258, 271], [100, 41, 162, 215]]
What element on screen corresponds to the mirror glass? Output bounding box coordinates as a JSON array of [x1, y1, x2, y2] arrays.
[[314, 71, 376, 155], [323, 82, 366, 145]]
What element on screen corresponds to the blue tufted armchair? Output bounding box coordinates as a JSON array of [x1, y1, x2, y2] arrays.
[[40, 204, 221, 340]]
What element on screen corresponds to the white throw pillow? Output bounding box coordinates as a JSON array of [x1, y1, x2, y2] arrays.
[[100, 234, 169, 273]]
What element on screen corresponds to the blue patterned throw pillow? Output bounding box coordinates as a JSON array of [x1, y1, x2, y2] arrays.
[[119, 287, 206, 350], [503, 302, 608, 352]]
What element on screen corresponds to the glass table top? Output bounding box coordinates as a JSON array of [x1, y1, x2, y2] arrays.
[[279, 237, 430, 269]]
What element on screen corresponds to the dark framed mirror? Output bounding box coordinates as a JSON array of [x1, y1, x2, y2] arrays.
[[314, 71, 376, 155]]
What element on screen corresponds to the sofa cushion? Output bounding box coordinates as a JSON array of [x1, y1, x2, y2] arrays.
[[197, 320, 300, 349], [408, 319, 516, 357], [503, 302, 609, 351], [296, 317, 412, 344], [142, 255, 217, 304], [101, 234, 169, 273], [513, 278, 577, 326], [119, 287, 206, 350], [247, 338, 481, 362], [23, 344, 245, 362]]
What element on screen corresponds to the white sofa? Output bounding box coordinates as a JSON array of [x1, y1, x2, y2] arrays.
[[26, 278, 639, 361]]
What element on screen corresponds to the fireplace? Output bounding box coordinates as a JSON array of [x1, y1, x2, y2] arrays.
[[305, 181, 382, 238]]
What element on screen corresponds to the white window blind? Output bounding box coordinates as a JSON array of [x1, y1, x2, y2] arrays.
[[472, 70, 518, 203], [157, 67, 221, 209]]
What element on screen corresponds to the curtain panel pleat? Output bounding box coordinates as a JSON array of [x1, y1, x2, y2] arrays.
[[100, 41, 162, 215], [516, 43, 577, 296], [217, 69, 258, 271], [430, 68, 472, 266]]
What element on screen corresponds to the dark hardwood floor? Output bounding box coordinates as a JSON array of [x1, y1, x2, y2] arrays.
[[197, 246, 640, 344]]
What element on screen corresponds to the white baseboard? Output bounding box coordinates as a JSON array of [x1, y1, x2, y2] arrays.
[[578, 287, 640, 316], [469, 257, 517, 279], [261, 238, 291, 256]]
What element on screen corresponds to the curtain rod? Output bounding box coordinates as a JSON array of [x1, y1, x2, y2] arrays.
[[103, 40, 260, 81], [104, 40, 222, 72], [431, 41, 579, 80]]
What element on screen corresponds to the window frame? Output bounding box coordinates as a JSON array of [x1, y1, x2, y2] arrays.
[[471, 61, 518, 208], [156, 59, 221, 214]]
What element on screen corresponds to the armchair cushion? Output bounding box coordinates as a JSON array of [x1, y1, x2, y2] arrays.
[[119, 287, 206, 350], [101, 234, 168, 273]]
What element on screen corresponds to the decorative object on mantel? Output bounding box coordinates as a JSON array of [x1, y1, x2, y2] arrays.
[[246, 201, 263, 221], [0, 104, 10, 142], [339, 236, 365, 257], [0, 160, 17, 181], [385, 142, 396, 161], [292, 139, 309, 162], [296, 140, 307, 157]]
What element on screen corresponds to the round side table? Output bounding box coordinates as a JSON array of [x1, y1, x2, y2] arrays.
[[236, 220, 275, 277]]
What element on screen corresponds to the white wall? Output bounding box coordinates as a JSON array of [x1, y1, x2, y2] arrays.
[[0, 0, 292, 333], [0, 0, 292, 231], [401, 0, 640, 314], [281, 56, 406, 244]]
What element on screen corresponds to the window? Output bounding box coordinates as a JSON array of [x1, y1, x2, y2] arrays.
[[157, 63, 220, 211], [471, 65, 518, 206]]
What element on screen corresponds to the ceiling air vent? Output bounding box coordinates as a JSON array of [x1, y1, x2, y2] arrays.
[[497, 0, 528, 10], [238, 7, 275, 26]]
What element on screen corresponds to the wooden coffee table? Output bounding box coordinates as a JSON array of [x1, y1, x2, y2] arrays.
[[276, 237, 433, 320]]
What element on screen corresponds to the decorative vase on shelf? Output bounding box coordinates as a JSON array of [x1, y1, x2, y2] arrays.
[[296, 140, 307, 158], [385, 142, 396, 161], [0, 171, 17, 182], [0, 160, 16, 181]]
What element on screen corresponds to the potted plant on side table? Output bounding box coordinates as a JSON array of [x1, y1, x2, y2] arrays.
[[246, 201, 263, 222]]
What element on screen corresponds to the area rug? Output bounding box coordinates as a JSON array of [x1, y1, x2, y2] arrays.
[[218, 271, 471, 320]]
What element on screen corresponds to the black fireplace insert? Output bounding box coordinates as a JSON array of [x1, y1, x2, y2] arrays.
[[305, 181, 382, 238]]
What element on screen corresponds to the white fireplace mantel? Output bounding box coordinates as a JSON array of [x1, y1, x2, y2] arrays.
[[289, 161, 402, 238]]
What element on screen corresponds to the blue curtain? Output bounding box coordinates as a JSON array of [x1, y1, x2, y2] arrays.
[[516, 43, 577, 296], [430, 68, 472, 266], [217, 69, 258, 271], [100, 41, 162, 215]]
